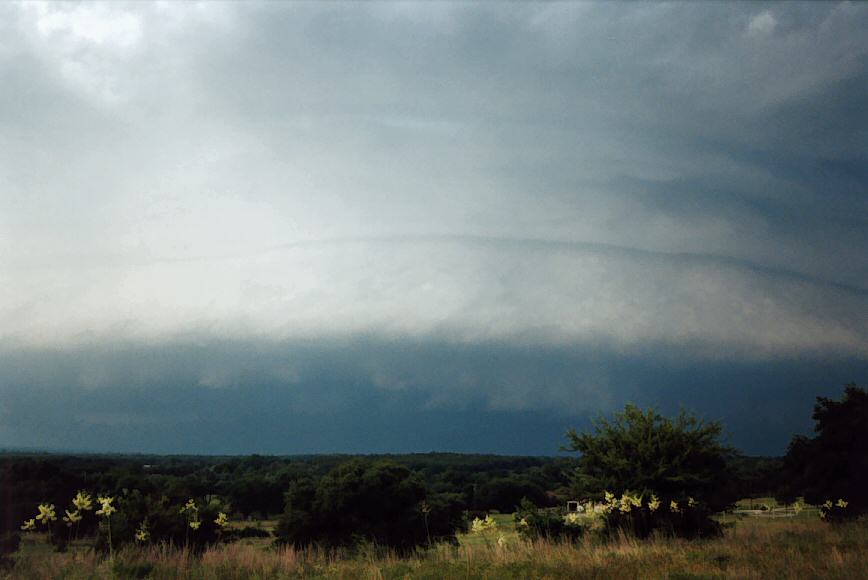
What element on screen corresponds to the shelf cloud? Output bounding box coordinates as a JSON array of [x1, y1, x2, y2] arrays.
[[1, 2, 866, 454]]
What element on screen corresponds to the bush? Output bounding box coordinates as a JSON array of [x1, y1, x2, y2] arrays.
[[276, 459, 460, 552], [514, 499, 584, 543], [779, 384, 867, 521], [94, 490, 222, 553], [596, 493, 722, 539]]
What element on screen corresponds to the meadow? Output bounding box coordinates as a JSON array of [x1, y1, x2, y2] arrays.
[[5, 512, 867, 579]]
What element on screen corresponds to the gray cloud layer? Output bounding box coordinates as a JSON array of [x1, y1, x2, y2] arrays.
[[0, 2, 866, 452]]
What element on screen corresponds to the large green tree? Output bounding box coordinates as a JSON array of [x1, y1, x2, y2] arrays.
[[778, 384, 867, 518], [564, 405, 736, 512], [276, 459, 463, 551]]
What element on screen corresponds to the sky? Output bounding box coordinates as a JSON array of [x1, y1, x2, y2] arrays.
[[1, 1, 866, 456]]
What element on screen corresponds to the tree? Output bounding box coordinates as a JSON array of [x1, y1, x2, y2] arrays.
[[778, 384, 867, 519], [276, 459, 461, 552], [564, 405, 736, 513]]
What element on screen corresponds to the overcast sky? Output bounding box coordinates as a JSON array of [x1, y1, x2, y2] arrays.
[[1, 1, 866, 455]]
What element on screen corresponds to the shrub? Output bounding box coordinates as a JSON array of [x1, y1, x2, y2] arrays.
[[779, 384, 866, 521], [514, 499, 585, 543], [564, 404, 737, 520], [596, 492, 722, 539], [94, 490, 221, 553], [276, 459, 460, 552]]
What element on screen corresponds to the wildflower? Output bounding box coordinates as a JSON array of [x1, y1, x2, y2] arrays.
[[214, 512, 229, 527], [470, 515, 497, 534], [21, 518, 36, 532], [648, 494, 661, 512], [836, 499, 848, 509], [602, 491, 619, 513], [189, 519, 201, 530], [72, 491, 93, 512], [687, 497, 697, 508], [180, 498, 198, 514], [792, 500, 804, 515], [36, 503, 57, 524], [564, 512, 582, 527], [670, 500, 680, 513], [63, 509, 82, 527], [96, 496, 116, 517], [619, 495, 634, 513], [135, 521, 150, 543]]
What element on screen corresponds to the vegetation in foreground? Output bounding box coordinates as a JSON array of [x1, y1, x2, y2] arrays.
[[1, 383, 864, 578], [5, 516, 868, 579]]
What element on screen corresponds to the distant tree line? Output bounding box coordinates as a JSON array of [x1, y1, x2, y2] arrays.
[[2, 383, 864, 552]]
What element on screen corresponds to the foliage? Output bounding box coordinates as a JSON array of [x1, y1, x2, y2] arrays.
[[778, 383, 866, 520], [595, 491, 722, 539], [474, 476, 550, 513], [514, 499, 584, 543], [92, 491, 222, 553], [276, 459, 460, 551], [9, 518, 868, 579], [564, 404, 737, 514]]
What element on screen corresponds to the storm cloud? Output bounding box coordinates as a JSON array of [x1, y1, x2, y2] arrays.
[[1, 2, 866, 454]]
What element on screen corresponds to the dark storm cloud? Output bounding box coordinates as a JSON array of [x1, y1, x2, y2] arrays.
[[2, 338, 866, 455], [0, 2, 866, 453]]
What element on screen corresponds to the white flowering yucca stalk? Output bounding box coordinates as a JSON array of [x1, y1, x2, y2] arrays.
[[617, 492, 642, 514], [35, 503, 57, 542], [213, 511, 229, 543], [618, 495, 633, 514], [180, 498, 198, 515], [820, 499, 833, 519], [648, 494, 661, 513], [62, 509, 82, 544], [36, 503, 57, 525], [20, 518, 36, 532], [470, 515, 497, 534], [63, 500, 90, 540], [96, 496, 116, 559], [135, 521, 150, 543], [95, 496, 116, 517], [820, 498, 849, 520], [72, 491, 93, 512], [63, 509, 82, 526], [470, 515, 498, 547], [670, 500, 680, 513], [180, 498, 201, 545], [602, 491, 619, 514], [792, 499, 805, 515]]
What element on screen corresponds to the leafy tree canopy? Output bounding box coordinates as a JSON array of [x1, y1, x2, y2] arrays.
[[779, 384, 867, 516], [564, 404, 736, 511], [276, 459, 461, 551]]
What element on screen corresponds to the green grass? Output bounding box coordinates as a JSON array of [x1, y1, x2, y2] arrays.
[[6, 515, 868, 579], [456, 513, 519, 546]]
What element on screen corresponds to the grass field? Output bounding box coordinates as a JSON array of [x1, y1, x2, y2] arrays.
[[5, 514, 867, 579]]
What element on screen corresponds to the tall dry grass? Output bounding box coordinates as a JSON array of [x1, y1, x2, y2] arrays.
[[6, 517, 867, 579]]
